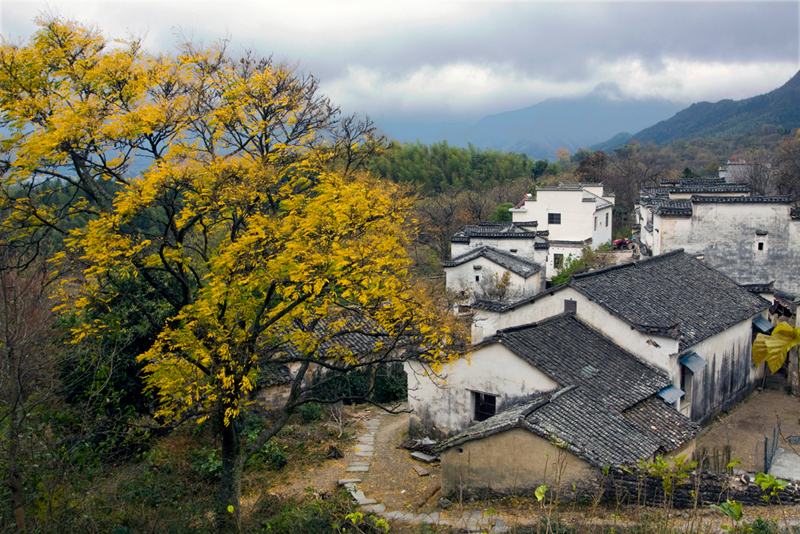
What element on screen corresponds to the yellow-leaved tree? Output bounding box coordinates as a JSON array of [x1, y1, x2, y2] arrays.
[[0, 17, 464, 532]]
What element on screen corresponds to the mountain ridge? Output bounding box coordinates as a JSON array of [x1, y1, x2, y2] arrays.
[[593, 70, 800, 150]]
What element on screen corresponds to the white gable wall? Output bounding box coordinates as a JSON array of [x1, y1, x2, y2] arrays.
[[445, 257, 542, 300], [406, 344, 559, 439], [592, 205, 613, 246], [450, 238, 547, 266], [678, 316, 763, 423], [472, 287, 678, 374], [653, 202, 800, 295]]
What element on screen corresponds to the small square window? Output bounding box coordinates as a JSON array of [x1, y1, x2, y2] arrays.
[[758, 242, 764, 251], [475, 275, 480, 282], [548, 213, 561, 225], [473, 392, 496, 421], [553, 253, 564, 269]]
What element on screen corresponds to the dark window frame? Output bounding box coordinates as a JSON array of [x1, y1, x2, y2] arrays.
[[473, 392, 496, 422], [548, 213, 561, 225], [553, 253, 564, 269]]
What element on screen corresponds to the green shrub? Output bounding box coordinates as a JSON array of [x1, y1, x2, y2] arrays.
[[190, 447, 222, 480], [266, 444, 289, 471], [298, 402, 325, 422]]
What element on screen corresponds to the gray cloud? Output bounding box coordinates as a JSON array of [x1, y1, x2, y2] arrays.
[[2, 1, 798, 121]]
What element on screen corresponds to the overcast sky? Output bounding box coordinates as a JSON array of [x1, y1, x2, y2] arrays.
[[1, 1, 799, 123]]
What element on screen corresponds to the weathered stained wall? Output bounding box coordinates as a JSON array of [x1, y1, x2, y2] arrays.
[[405, 345, 559, 439], [440, 428, 596, 496], [472, 287, 679, 371], [682, 317, 763, 424], [444, 257, 542, 301], [450, 238, 548, 266], [656, 202, 800, 296]]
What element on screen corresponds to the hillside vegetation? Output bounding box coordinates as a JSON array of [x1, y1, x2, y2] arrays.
[[594, 70, 800, 149]]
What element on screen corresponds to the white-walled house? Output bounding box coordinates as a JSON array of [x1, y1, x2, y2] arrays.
[[636, 194, 800, 296], [466, 252, 770, 424], [443, 246, 543, 303], [407, 313, 698, 489], [449, 222, 549, 266], [510, 183, 615, 277]]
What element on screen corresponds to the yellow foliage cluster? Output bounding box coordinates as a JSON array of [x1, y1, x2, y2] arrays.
[[1, 17, 462, 429]]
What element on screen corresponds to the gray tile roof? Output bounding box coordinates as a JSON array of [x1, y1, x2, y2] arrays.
[[451, 222, 547, 243], [443, 246, 542, 278], [439, 314, 698, 467], [583, 190, 613, 210], [569, 250, 770, 350], [660, 177, 726, 186], [277, 311, 385, 360], [653, 200, 692, 216], [740, 282, 775, 296], [690, 195, 793, 204], [536, 182, 604, 191], [489, 314, 670, 409]]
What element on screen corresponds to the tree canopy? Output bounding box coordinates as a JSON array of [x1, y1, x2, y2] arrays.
[[0, 17, 462, 531]]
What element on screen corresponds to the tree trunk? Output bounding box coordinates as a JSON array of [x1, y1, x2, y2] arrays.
[[8, 417, 27, 534], [216, 411, 242, 534]]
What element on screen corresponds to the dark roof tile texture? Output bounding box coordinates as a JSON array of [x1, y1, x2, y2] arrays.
[[440, 314, 699, 467], [443, 246, 542, 278], [451, 222, 545, 243], [690, 195, 793, 204], [496, 314, 670, 410], [569, 251, 769, 350]]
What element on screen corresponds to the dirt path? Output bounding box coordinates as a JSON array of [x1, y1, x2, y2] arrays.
[[359, 410, 442, 513], [696, 389, 800, 472]]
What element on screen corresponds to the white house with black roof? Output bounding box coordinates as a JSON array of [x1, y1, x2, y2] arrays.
[[636, 192, 800, 297], [510, 183, 615, 276], [442, 245, 544, 302], [467, 251, 770, 424], [445, 222, 549, 302], [449, 222, 549, 264], [408, 313, 698, 495]]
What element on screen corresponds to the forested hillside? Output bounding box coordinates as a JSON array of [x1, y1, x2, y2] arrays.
[[594, 70, 800, 149]]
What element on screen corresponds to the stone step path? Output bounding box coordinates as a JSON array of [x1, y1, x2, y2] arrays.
[[340, 411, 511, 533]]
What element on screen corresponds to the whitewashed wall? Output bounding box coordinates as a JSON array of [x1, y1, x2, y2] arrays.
[[406, 344, 559, 439], [450, 238, 547, 266], [677, 316, 764, 423], [592, 205, 613, 246], [654, 202, 800, 295], [444, 257, 542, 300]]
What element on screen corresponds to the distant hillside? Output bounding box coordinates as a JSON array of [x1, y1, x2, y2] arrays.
[[378, 84, 685, 160], [593, 70, 800, 150]]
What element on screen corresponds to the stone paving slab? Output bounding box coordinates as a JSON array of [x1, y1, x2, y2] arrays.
[[410, 451, 438, 463], [421, 512, 439, 524], [346, 466, 369, 472], [355, 451, 374, 457], [337, 478, 361, 485], [354, 444, 374, 451], [362, 504, 386, 514]]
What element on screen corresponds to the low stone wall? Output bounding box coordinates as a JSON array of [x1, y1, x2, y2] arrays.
[[597, 469, 800, 509], [447, 469, 800, 509]]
